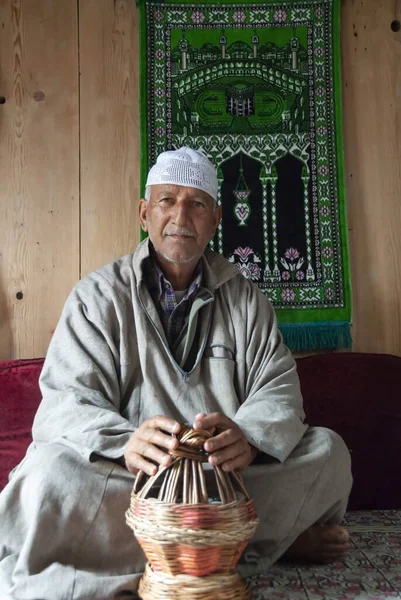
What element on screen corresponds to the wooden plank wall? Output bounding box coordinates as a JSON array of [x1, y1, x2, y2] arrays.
[[0, 0, 80, 360], [342, 0, 401, 354], [79, 0, 139, 276], [0, 0, 400, 360]]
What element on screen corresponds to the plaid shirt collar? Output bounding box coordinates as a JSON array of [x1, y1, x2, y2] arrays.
[[144, 250, 203, 348], [153, 261, 202, 317]]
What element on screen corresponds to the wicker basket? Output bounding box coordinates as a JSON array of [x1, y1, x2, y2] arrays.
[[125, 425, 259, 599]]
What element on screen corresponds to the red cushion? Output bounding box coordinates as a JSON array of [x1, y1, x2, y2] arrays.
[[297, 353, 401, 510], [0, 353, 400, 511], [0, 358, 44, 490]]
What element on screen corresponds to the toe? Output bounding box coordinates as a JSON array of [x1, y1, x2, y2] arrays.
[[320, 524, 349, 544]]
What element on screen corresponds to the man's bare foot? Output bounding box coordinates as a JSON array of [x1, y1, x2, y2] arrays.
[[283, 524, 350, 564]]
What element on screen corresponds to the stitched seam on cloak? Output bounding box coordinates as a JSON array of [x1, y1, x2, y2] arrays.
[[274, 428, 331, 554], [78, 303, 131, 373], [95, 267, 135, 308], [70, 465, 115, 600], [81, 270, 142, 366]]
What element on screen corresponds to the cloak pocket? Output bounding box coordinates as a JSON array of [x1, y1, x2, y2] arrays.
[[203, 344, 235, 361]]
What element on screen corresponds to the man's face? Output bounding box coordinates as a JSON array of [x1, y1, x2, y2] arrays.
[[139, 184, 221, 265]]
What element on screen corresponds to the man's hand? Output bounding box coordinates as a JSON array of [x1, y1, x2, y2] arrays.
[[124, 416, 181, 476], [193, 412, 258, 472]]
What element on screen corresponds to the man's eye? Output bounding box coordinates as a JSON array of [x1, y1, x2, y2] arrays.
[[160, 197, 172, 204], [193, 201, 205, 208]]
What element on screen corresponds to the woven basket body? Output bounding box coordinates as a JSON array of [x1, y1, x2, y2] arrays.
[[125, 426, 259, 599]]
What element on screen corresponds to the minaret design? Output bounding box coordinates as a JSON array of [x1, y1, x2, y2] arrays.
[[252, 32, 259, 59], [179, 30, 188, 71], [220, 30, 227, 59], [290, 29, 300, 71]]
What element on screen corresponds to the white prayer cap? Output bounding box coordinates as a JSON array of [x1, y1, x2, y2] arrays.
[[145, 147, 218, 201]]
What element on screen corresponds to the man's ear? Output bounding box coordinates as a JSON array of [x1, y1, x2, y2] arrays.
[[138, 198, 148, 231]]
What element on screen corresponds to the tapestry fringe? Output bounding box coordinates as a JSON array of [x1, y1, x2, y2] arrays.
[[279, 322, 352, 352]]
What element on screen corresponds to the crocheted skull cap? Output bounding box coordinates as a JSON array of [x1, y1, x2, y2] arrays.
[[145, 147, 218, 201]]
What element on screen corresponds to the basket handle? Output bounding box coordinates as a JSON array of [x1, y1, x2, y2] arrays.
[[133, 425, 252, 503]]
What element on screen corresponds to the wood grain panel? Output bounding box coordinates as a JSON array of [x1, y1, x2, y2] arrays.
[[0, 0, 79, 360], [1, 0, 400, 359], [342, 0, 401, 355], [79, 0, 139, 276]]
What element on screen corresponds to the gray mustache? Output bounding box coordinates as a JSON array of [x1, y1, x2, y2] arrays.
[[165, 228, 195, 237]]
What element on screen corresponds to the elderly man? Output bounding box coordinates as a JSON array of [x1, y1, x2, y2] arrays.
[[0, 147, 352, 599]]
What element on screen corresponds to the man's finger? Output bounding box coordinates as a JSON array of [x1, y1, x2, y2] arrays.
[[194, 412, 207, 422], [125, 452, 158, 476], [221, 450, 251, 472], [135, 439, 173, 467], [148, 416, 181, 435], [204, 428, 242, 453], [141, 428, 180, 452], [207, 440, 247, 467], [193, 412, 232, 430]]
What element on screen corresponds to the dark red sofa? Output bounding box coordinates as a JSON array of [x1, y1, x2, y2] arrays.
[[1, 353, 401, 511]]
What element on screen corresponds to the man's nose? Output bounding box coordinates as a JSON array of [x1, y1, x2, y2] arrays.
[[172, 201, 190, 225]]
